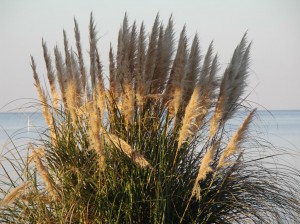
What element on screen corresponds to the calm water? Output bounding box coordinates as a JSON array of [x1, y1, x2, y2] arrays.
[[255, 110, 300, 150], [0, 112, 46, 148], [0, 110, 299, 167]]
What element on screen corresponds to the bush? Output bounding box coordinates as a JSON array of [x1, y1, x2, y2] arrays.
[[0, 13, 299, 223]]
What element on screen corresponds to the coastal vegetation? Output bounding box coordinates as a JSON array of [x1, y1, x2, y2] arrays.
[[0, 13, 299, 223]]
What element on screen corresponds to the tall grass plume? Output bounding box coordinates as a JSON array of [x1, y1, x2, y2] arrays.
[[0, 13, 299, 224]]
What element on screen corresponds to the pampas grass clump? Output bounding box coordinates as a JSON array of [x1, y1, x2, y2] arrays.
[[0, 13, 299, 223]]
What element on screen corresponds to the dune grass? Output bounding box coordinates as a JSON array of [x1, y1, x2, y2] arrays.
[[0, 13, 299, 223]]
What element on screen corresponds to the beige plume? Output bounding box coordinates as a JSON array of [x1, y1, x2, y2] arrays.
[[217, 109, 256, 169], [0, 182, 31, 206], [191, 144, 217, 200], [106, 134, 152, 169]]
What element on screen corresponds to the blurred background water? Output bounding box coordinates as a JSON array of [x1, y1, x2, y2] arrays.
[[255, 110, 300, 149], [0, 110, 299, 182], [0, 110, 299, 152], [0, 112, 46, 148]]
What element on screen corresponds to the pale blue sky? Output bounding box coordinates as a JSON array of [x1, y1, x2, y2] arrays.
[[0, 0, 299, 110]]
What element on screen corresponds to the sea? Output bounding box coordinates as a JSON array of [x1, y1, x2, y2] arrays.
[[0, 110, 299, 180]]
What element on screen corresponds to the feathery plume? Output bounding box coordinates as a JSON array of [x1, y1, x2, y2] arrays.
[[191, 143, 217, 200], [54, 46, 67, 105], [182, 34, 201, 106], [119, 13, 130, 87], [95, 48, 104, 91], [144, 14, 160, 94], [71, 51, 83, 106], [95, 48, 106, 120], [160, 16, 175, 86], [122, 83, 135, 127], [177, 87, 200, 149], [198, 41, 213, 90], [151, 16, 175, 94], [116, 29, 124, 97], [42, 40, 60, 110], [74, 17, 87, 94], [151, 25, 164, 94], [87, 100, 105, 170], [63, 30, 73, 82], [175, 85, 210, 162], [89, 12, 98, 90], [106, 134, 152, 168], [31, 149, 57, 200], [164, 25, 188, 114], [191, 53, 219, 135], [65, 81, 77, 123], [0, 182, 31, 206], [209, 35, 250, 137], [217, 109, 256, 168], [135, 22, 146, 107], [171, 87, 182, 118], [192, 95, 211, 134], [206, 53, 219, 95], [109, 44, 116, 95], [30, 56, 55, 140], [128, 21, 137, 81]]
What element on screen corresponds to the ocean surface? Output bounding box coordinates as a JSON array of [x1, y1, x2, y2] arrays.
[[0, 110, 299, 174]]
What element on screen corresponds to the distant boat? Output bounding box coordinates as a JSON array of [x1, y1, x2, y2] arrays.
[[27, 117, 33, 132]]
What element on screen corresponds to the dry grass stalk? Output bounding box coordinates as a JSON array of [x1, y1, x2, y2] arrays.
[[87, 100, 105, 171], [116, 35, 124, 95], [175, 86, 210, 164], [63, 30, 74, 84], [106, 134, 152, 169], [95, 47, 104, 90], [182, 34, 200, 107], [116, 14, 130, 91], [217, 109, 256, 168], [31, 149, 57, 200], [135, 22, 146, 108], [151, 19, 175, 95], [28, 148, 58, 200], [74, 18, 87, 94], [192, 96, 210, 133], [0, 182, 31, 207], [109, 44, 116, 94], [95, 47, 106, 120], [177, 87, 200, 149], [128, 21, 137, 80], [42, 40, 60, 110], [20, 193, 52, 204], [209, 96, 223, 138], [157, 16, 174, 93], [170, 87, 182, 118], [122, 83, 135, 127], [198, 42, 213, 90], [151, 25, 164, 94], [191, 144, 217, 200], [71, 51, 83, 106], [144, 14, 159, 94], [30, 57, 56, 140], [95, 83, 106, 122], [209, 36, 250, 138], [136, 91, 144, 110], [65, 81, 78, 124], [178, 86, 211, 149], [209, 54, 219, 89], [89, 13, 98, 89], [54, 46, 67, 105], [164, 26, 187, 106]]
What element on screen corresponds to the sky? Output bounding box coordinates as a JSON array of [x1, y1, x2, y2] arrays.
[[0, 0, 299, 110]]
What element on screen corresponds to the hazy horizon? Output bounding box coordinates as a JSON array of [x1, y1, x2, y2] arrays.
[[1, 0, 300, 110]]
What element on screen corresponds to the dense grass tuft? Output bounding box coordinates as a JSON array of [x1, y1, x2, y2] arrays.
[[0, 13, 299, 223]]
